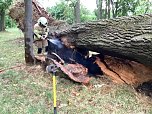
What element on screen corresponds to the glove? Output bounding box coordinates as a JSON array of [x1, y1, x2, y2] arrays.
[[41, 35, 47, 40]]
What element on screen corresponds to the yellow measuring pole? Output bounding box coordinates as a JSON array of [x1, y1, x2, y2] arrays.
[[53, 74, 57, 114]]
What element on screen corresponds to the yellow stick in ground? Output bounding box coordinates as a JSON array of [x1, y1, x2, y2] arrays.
[[53, 74, 57, 114]]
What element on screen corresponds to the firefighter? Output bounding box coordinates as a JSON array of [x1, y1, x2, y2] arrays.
[[34, 17, 49, 54]]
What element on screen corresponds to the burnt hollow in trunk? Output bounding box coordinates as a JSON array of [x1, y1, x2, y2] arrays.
[[135, 81, 152, 98], [47, 38, 103, 76]]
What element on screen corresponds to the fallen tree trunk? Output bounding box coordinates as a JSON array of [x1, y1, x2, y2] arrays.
[[9, 1, 152, 84], [61, 14, 152, 67]]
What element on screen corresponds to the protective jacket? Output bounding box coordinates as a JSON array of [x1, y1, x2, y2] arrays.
[[34, 23, 49, 40]]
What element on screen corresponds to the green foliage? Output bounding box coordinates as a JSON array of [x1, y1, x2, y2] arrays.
[[0, 0, 12, 10], [119, 0, 139, 16], [80, 6, 96, 22], [0, 0, 13, 31], [114, 0, 140, 17], [5, 15, 16, 28], [47, 0, 96, 24], [116, 0, 152, 16], [135, 0, 152, 15], [47, 1, 70, 20], [95, 0, 151, 19], [47, 0, 74, 24]]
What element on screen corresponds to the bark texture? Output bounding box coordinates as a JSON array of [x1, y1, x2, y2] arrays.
[[62, 14, 152, 67], [0, 10, 5, 31], [24, 0, 35, 64], [74, 0, 80, 23]]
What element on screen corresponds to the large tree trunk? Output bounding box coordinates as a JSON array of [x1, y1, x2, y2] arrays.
[[24, 0, 35, 64], [0, 10, 5, 31], [62, 14, 152, 67]]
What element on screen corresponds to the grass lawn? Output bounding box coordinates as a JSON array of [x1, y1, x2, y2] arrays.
[[0, 28, 152, 114]]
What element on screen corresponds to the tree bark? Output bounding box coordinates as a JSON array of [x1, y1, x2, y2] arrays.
[[105, 0, 108, 19], [96, 0, 103, 19], [0, 10, 5, 31], [61, 14, 152, 67], [114, 1, 118, 18], [74, 0, 80, 23], [107, 0, 110, 19], [24, 0, 35, 64], [111, 0, 115, 18]]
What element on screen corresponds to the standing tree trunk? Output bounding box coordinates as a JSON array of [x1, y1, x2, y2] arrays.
[[104, 0, 108, 19], [96, 0, 103, 19], [24, 0, 35, 64], [114, 1, 118, 18], [74, 0, 80, 23], [96, 0, 100, 19], [107, 0, 110, 19], [111, 0, 115, 18], [0, 10, 5, 31]]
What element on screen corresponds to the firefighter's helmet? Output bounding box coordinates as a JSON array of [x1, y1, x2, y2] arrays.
[[38, 17, 48, 28]]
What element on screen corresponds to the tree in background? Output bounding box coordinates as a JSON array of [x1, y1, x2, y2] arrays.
[[96, 0, 112, 19], [64, 0, 81, 23], [96, 0, 103, 19], [80, 6, 96, 22], [116, 0, 139, 17], [47, 0, 73, 23], [95, 0, 152, 19], [24, 0, 35, 64], [74, 0, 80, 23], [47, 0, 96, 24], [114, 0, 152, 16], [0, 0, 12, 31], [48, 0, 152, 23], [135, 0, 152, 15], [5, 15, 16, 28]]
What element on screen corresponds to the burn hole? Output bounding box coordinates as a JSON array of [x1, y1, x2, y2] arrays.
[[135, 81, 152, 98], [47, 39, 103, 76]]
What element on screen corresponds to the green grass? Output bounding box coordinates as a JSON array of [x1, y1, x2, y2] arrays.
[[0, 28, 152, 114], [0, 28, 24, 69]]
